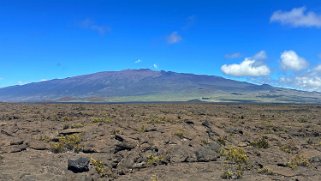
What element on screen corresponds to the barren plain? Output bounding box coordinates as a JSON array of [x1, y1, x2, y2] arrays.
[[0, 103, 321, 181]]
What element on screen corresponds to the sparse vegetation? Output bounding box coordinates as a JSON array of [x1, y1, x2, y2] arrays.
[[258, 167, 274, 175], [217, 136, 227, 146], [221, 169, 234, 179], [38, 135, 51, 142], [92, 116, 112, 123], [111, 129, 122, 135], [150, 174, 158, 181], [63, 116, 72, 122], [250, 136, 269, 149], [280, 142, 298, 154], [147, 155, 164, 166], [297, 117, 308, 123], [91, 158, 109, 177], [70, 123, 84, 128], [138, 124, 146, 133], [286, 154, 310, 169], [220, 146, 248, 179], [50, 134, 82, 153], [174, 129, 185, 139], [63, 124, 70, 129], [221, 169, 243, 179], [50, 142, 65, 153], [201, 138, 210, 145], [220, 146, 248, 164]]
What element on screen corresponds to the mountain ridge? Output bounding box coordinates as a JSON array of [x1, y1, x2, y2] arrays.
[[0, 69, 320, 103]]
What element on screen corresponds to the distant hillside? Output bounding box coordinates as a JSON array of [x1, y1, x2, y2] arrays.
[[0, 69, 320, 103]]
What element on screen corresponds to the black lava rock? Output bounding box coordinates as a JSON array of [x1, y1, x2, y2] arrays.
[[68, 157, 90, 173]]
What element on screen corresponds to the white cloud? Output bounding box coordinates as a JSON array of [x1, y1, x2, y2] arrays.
[[134, 59, 142, 64], [153, 64, 158, 69], [167, 32, 182, 44], [295, 76, 321, 91], [271, 7, 321, 28], [221, 51, 270, 77], [224, 52, 241, 59], [280, 50, 308, 71], [221, 59, 270, 76], [80, 18, 111, 35]]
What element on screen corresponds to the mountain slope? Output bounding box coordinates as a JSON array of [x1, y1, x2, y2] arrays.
[[0, 69, 320, 103]]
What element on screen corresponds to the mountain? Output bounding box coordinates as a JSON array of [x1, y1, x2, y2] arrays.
[[0, 69, 320, 103]]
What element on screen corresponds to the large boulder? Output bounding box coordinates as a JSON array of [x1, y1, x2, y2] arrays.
[[68, 157, 90, 173], [195, 142, 221, 162]]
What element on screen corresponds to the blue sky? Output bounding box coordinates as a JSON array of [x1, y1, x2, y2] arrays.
[[0, 0, 321, 91]]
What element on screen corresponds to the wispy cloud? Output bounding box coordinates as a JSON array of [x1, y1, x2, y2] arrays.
[[224, 52, 242, 59], [252, 51, 267, 61], [271, 7, 321, 28], [165, 15, 195, 44], [221, 51, 270, 77], [80, 18, 111, 35], [17, 81, 30, 85], [134, 59, 142, 64], [182, 15, 197, 30], [280, 50, 308, 71], [153, 64, 158, 69], [167, 32, 182, 44]]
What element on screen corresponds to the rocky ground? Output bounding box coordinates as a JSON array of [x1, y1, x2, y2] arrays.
[[0, 103, 320, 181]]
